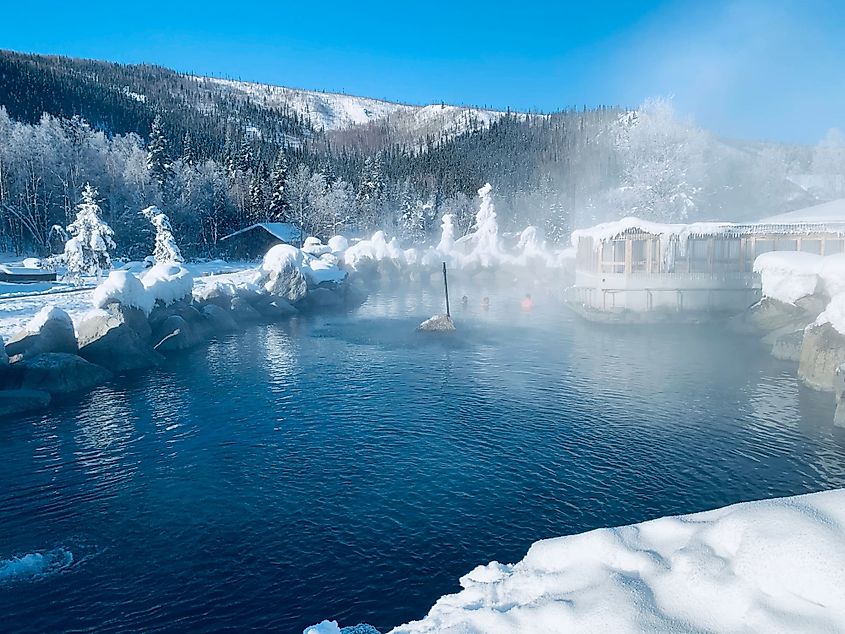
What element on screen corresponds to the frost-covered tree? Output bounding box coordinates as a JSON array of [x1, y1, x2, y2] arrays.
[[64, 183, 115, 280], [610, 98, 706, 222], [141, 205, 183, 263], [268, 152, 289, 221], [147, 115, 170, 186]]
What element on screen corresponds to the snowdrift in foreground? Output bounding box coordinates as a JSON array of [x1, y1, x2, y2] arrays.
[[386, 489, 845, 634]]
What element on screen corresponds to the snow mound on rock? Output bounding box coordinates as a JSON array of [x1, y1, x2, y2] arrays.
[[141, 263, 194, 307], [93, 270, 155, 314], [754, 251, 823, 304], [25, 306, 74, 334]]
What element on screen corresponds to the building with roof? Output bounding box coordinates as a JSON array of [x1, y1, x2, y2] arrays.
[[219, 222, 304, 260], [567, 199, 845, 319]]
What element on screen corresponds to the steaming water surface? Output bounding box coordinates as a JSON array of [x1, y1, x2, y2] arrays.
[[2, 282, 845, 632]]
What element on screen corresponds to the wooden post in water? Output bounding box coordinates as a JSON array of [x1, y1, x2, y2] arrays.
[[442, 261, 451, 318]]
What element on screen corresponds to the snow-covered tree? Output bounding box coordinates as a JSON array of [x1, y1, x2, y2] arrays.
[[268, 152, 289, 221], [610, 98, 706, 222], [64, 183, 115, 280], [147, 115, 170, 186], [141, 205, 183, 263]]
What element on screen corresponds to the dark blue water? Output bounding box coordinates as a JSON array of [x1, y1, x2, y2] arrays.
[[3, 283, 845, 633]]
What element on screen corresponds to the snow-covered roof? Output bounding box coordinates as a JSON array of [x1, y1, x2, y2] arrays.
[[220, 222, 303, 244], [759, 198, 845, 224], [571, 215, 845, 247]]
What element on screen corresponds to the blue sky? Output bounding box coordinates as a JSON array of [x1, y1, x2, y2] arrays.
[[1, 0, 843, 143]]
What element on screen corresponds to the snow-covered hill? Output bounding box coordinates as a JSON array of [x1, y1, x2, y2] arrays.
[[195, 76, 509, 139]]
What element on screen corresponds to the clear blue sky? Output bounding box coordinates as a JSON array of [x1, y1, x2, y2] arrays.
[[2, 0, 843, 143]]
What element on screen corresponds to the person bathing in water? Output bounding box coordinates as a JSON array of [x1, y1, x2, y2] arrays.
[[481, 296, 490, 311], [521, 294, 534, 311], [461, 295, 468, 308]]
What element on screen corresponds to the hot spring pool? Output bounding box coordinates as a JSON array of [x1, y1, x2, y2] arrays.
[[2, 282, 845, 632]]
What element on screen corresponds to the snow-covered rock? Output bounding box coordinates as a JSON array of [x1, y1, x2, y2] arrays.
[[5, 306, 78, 359], [390, 489, 845, 634], [328, 235, 349, 254], [76, 304, 161, 372], [417, 314, 456, 332], [141, 264, 194, 308], [302, 237, 332, 256], [256, 244, 308, 302], [93, 270, 155, 314], [201, 304, 239, 333], [754, 251, 823, 304]]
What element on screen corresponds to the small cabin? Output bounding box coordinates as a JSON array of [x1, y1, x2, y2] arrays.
[[219, 222, 304, 261], [568, 212, 845, 318]]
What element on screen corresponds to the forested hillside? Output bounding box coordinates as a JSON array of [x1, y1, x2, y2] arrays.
[[1, 49, 842, 258]]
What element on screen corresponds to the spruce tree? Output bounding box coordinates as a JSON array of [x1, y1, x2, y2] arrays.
[[268, 152, 289, 222], [147, 114, 170, 186]]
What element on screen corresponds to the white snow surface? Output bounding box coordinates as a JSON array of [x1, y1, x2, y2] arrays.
[[93, 270, 155, 314], [760, 197, 845, 224], [389, 489, 845, 634], [202, 77, 415, 131], [753, 252, 823, 304], [140, 264, 194, 308], [816, 294, 845, 334]]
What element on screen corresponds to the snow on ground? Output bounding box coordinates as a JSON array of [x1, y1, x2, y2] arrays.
[[200, 77, 416, 131], [383, 489, 845, 634]]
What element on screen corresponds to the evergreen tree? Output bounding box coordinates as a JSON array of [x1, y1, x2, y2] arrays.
[[64, 183, 115, 280], [141, 205, 184, 263], [268, 152, 289, 221], [147, 114, 170, 186]]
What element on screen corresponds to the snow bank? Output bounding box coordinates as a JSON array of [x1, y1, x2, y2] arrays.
[[92, 270, 155, 314], [753, 251, 823, 304], [141, 264, 194, 307], [390, 489, 845, 634], [328, 235, 349, 254]]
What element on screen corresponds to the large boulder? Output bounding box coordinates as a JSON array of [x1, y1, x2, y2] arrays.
[[743, 298, 807, 334], [152, 315, 192, 352], [230, 296, 263, 323], [76, 304, 162, 372], [201, 303, 239, 333], [259, 245, 309, 303], [0, 389, 51, 417], [5, 307, 78, 360], [254, 297, 298, 319], [798, 322, 845, 391], [8, 353, 112, 395]]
